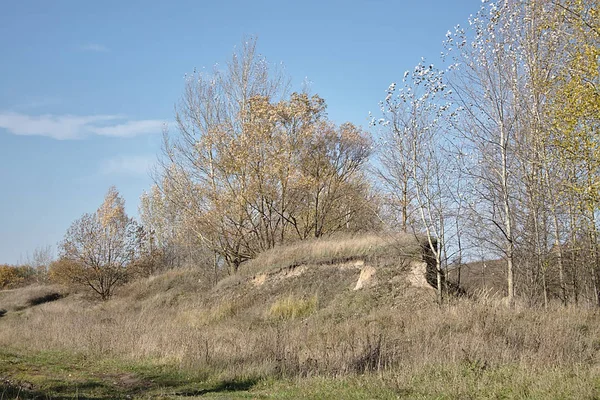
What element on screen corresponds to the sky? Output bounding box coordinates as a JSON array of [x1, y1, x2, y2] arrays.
[[0, 0, 481, 264]]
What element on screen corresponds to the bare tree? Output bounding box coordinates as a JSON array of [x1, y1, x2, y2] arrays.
[[20, 245, 55, 283], [443, 1, 530, 305], [54, 187, 139, 300], [376, 60, 457, 304]]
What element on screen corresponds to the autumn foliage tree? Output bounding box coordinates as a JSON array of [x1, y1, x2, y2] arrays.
[[52, 187, 140, 300], [152, 39, 376, 273], [545, 0, 599, 305]]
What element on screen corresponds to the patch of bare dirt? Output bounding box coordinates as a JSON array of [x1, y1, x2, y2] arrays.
[[252, 260, 370, 289], [354, 266, 376, 290], [407, 261, 431, 288]]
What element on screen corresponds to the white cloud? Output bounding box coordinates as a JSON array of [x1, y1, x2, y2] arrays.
[[81, 43, 110, 52], [0, 111, 165, 140], [100, 155, 156, 176], [91, 120, 165, 138]]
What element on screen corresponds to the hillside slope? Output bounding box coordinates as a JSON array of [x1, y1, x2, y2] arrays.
[[0, 234, 438, 368], [1, 234, 599, 399]]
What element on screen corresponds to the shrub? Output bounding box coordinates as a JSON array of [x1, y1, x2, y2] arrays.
[[268, 295, 318, 320], [129, 250, 169, 278], [0, 265, 23, 289], [48, 258, 84, 286]]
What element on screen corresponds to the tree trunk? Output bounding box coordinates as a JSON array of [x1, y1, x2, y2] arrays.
[[500, 123, 515, 305]]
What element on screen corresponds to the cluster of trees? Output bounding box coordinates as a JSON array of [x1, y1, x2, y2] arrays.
[[376, 0, 599, 306], [140, 39, 378, 275], [6, 1, 595, 305], [39, 41, 378, 300]]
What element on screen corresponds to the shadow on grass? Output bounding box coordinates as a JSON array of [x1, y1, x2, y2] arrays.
[[174, 377, 259, 397], [28, 292, 64, 307], [2, 376, 260, 399], [1, 380, 126, 400]]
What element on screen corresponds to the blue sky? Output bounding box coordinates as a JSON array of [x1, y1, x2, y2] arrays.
[[0, 0, 480, 264]]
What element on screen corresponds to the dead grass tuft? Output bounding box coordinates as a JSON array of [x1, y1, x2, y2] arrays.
[[1, 279, 598, 384], [267, 295, 318, 320]]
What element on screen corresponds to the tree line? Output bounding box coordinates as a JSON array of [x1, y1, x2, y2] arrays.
[[5, 0, 596, 305], [376, 0, 599, 306]]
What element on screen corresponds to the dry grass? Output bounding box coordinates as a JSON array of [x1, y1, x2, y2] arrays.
[[1, 280, 599, 379], [0, 284, 67, 313], [1, 236, 599, 397], [239, 232, 424, 275], [268, 294, 318, 320]]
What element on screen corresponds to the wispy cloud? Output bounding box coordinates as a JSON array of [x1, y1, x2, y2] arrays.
[[92, 120, 166, 138], [0, 111, 165, 140], [100, 154, 156, 177], [81, 43, 110, 52]]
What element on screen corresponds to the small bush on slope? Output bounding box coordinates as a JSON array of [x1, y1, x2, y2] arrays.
[[268, 295, 318, 320]]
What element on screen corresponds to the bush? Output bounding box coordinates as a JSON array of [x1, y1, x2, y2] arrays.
[[268, 295, 318, 320], [129, 250, 168, 278], [0, 265, 23, 289], [48, 258, 84, 286]]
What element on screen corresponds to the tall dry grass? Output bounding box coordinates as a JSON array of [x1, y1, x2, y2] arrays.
[[1, 280, 599, 381], [0, 284, 66, 312], [239, 232, 424, 275], [1, 235, 599, 396]]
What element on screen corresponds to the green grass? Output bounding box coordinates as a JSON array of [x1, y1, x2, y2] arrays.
[[169, 365, 600, 399], [0, 347, 267, 399], [2, 348, 599, 399]]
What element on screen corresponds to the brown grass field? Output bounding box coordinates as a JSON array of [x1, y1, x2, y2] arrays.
[[1, 234, 599, 399]]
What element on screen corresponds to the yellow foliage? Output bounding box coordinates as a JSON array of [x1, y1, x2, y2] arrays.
[[97, 185, 127, 230], [548, 0, 600, 208], [48, 258, 84, 286], [0, 265, 22, 289]]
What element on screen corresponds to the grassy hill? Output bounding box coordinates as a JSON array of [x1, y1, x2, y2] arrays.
[[1, 234, 599, 399]]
